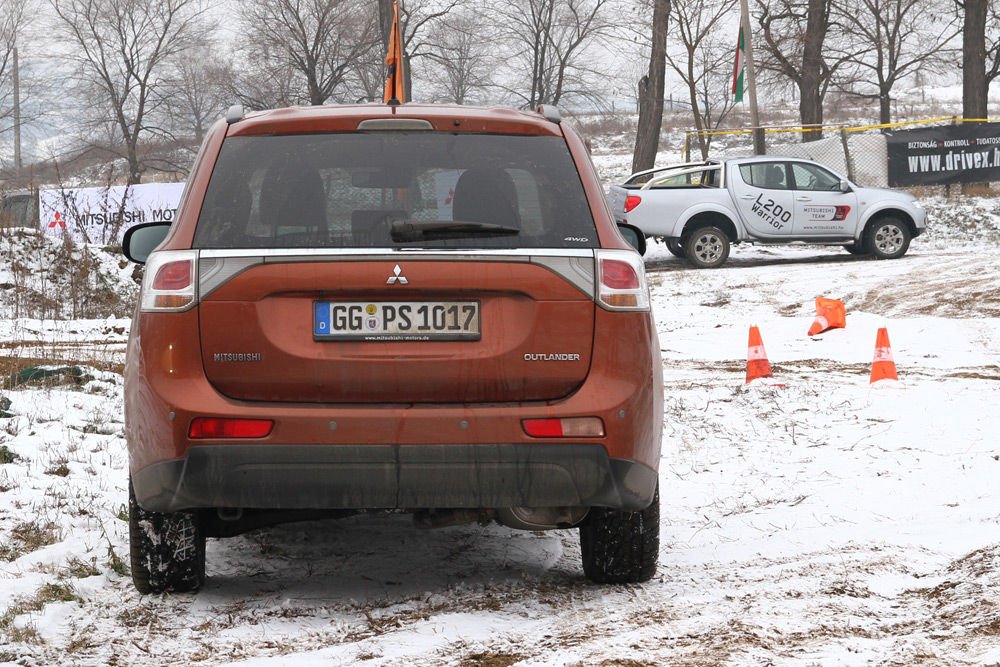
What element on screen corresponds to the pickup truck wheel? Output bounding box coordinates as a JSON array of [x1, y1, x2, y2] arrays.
[[579, 486, 659, 584], [843, 243, 868, 256], [666, 239, 685, 258], [684, 226, 730, 268], [865, 217, 911, 259], [129, 478, 206, 594]]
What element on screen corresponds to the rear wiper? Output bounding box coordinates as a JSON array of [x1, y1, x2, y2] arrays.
[[389, 219, 520, 242]]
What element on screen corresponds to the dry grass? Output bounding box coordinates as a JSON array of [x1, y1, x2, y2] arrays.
[[1, 581, 81, 644], [459, 652, 525, 667], [0, 444, 19, 464], [62, 557, 101, 579], [0, 520, 60, 561]]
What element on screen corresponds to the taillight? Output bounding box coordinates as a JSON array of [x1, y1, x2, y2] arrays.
[[601, 258, 640, 290], [522, 417, 605, 438], [152, 261, 191, 290], [189, 418, 274, 439], [596, 249, 650, 311], [624, 195, 642, 213], [141, 250, 198, 312]]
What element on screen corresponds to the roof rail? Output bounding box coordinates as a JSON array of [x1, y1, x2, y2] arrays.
[[225, 104, 245, 125], [537, 105, 562, 124]]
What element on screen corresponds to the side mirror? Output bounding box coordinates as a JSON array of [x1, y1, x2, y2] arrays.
[[123, 221, 172, 264], [616, 223, 646, 255], [839, 179, 851, 193]]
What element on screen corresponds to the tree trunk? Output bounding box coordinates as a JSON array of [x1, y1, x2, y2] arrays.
[[378, 0, 392, 54], [879, 92, 891, 125], [632, 0, 670, 174], [685, 48, 707, 159], [963, 0, 988, 120], [404, 53, 412, 102], [963, 0, 989, 193], [800, 0, 827, 141]]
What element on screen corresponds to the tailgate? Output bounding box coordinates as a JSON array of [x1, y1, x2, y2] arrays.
[[198, 256, 595, 403], [606, 185, 630, 223]]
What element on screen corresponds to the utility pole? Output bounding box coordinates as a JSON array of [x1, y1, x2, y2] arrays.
[[739, 0, 765, 155], [13, 44, 22, 176]]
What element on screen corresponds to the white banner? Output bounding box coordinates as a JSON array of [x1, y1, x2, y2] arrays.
[[39, 182, 185, 244]]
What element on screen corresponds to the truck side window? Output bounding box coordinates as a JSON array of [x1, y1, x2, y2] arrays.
[[790, 163, 841, 191], [739, 163, 790, 190]]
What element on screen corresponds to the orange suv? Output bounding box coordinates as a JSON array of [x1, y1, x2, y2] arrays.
[[122, 103, 663, 593]]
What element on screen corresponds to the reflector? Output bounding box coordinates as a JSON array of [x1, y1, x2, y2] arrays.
[[189, 418, 274, 439]]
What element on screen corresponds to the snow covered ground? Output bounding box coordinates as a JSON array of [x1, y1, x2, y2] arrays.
[[1, 207, 999, 665]]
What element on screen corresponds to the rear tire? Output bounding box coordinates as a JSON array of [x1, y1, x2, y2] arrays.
[[666, 239, 685, 258], [865, 217, 911, 259], [683, 226, 730, 268], [129, 478, 206, 594], [580, 486, 659, 584]]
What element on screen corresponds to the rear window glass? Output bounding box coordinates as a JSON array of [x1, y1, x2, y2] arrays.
[[627, 167, 719, 188], [192, 133, 598, 249]]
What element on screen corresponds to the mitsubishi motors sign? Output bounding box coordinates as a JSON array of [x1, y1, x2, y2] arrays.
[[39, 182, 184, 244], [886, 123, 1000, 186]]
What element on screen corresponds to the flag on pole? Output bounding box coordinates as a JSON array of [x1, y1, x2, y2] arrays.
[[732, 26, 746, 104], [383, 0, 405, 104]]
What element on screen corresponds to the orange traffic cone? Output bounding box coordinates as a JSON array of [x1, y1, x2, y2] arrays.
[[746, 325, 773, 384], [869, 327, 898, 383], [808, 297, 846, 336]]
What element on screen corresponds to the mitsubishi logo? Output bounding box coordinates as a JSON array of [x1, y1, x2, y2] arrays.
[[386, 264, 408, 285]]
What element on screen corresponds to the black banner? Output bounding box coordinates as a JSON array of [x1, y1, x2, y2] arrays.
[[886, 123, 1000, 186]]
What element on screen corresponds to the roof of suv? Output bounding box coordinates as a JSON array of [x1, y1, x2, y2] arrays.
[[227, 104, 563, 137]]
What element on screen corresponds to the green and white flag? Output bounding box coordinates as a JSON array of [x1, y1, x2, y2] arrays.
[[732, 26, 745, 103]]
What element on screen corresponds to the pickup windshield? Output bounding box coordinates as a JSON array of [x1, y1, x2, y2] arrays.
[[192, 133, 598, 249]]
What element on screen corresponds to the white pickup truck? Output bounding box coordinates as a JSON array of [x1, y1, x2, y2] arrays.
[[607, 157, 926, 268]]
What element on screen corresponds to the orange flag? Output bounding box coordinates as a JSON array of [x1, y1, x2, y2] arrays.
[[383, 1, 405, 104]]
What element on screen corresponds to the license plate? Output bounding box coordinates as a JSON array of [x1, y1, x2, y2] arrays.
[[313, 301, 481, 341]]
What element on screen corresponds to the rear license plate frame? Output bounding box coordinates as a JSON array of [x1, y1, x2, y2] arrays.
[[313, 300, 481, 342]]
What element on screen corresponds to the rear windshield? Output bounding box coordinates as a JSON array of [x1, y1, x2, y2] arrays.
[[192, 133, 598, 249]]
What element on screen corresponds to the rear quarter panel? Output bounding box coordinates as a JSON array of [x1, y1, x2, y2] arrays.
[[625, 189, 739, 238]]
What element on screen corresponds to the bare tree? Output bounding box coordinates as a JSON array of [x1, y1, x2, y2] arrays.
[[664, 0, 736, 159], [348, 51, 386, 103], [50, 0, 213, 184], [224, 55, 302, 110], [424, 8, 495, 104], [632, 0, 670, 173], [698, 42, 741, 136], [163, 44, 230, 143], [0, 0, 32, 159], [833, 0, 958, 124], [755, 0, 849, 140], [495, 0, 616, 109], [987, 1, 1000, 90], [236, 0, 379, 107]]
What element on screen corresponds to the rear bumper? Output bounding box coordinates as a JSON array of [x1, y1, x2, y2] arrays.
[[132, 443, 658, 514]]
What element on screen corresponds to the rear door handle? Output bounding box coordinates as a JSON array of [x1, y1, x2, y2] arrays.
[[738, 194, 755, 200], [797, 196, 812, 201]]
